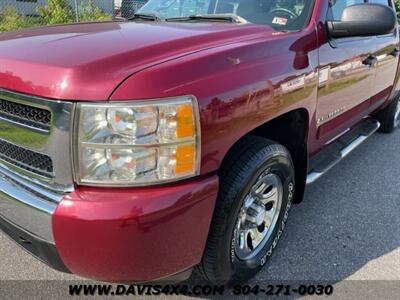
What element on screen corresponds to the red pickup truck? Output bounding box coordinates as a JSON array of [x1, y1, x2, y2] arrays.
[[0, 0, 399, 283]]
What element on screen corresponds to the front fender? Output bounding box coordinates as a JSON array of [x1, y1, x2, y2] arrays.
[[110, 30, 318, 175]]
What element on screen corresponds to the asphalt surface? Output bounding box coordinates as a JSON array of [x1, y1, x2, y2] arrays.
[[1, 128, 399, 299]]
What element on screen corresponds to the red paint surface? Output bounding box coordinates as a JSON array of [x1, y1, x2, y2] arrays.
[[53, 175, 218, 282], [0, 21, 274, 100], [1, 0, 399, 282]]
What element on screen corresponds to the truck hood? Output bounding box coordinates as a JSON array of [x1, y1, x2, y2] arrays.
[[0, 21, 271, 101]]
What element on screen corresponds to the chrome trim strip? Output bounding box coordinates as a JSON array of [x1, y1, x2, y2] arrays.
[[81, 139, 196, 149], [0, 156, 52, 179], [0, 166, 62, 243], [0, 165, 63, 203], [307, 120, 380, 185], [0, 115, 50, 134], [339, 135, 369, 157], [0, 157, 72, 194], [306, 172, 322, 185]]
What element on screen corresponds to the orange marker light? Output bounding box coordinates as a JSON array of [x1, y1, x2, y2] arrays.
[[176, 103, 195, 138], [176, 144, 196, 174]]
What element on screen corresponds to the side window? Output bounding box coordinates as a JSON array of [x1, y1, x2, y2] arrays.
[[329, 0, 365, 21], [368, 0, 391, 6]]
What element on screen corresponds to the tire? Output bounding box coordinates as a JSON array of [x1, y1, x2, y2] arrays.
[[377, 97, 400, 133], [198, 136, 295, 284]]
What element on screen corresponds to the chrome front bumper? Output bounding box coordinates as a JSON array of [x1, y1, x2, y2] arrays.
[[0, 165, 64, 243]]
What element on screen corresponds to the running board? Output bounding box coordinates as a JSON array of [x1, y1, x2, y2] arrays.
[[306, 119, 380, 185]]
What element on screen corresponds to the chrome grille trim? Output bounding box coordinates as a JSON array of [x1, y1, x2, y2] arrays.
[[0, 138, 53, 177], [0, 164, 61, 243], [0, 99, 52, 132], [0, 89, 75, 193], [0, 164, 63, 204]]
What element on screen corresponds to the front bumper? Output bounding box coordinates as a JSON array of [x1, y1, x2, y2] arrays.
[[0, 164, 69, 272], [0, 215, 69, 272], [0, 168, 218, 282], [0, 165, 60, 243]]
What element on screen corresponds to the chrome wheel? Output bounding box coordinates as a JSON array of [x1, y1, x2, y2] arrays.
[[234, 171, 283, 260], [394, 100, 400, 128]]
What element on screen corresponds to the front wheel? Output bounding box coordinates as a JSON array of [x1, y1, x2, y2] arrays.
[[198, 136, 295, 283]]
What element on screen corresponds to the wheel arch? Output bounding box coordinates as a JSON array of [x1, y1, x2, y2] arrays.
[[219, 108, 309, 204]]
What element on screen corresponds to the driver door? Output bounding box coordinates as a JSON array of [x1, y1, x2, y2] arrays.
[[316, 0, 376, 143]]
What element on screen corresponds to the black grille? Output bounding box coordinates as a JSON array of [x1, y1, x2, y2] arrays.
[[0, 99, 52, 131], [0, 139, 53, 177]]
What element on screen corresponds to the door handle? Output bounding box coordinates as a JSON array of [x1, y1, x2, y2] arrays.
[[391, 48, 400, 57], [362, 55, 378, 67]]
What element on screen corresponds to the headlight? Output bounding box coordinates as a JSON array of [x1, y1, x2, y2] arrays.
[[74, 96, 200, 186]]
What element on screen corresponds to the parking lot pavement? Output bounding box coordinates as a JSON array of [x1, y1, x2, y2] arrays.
[[1, 129, 399, 298]]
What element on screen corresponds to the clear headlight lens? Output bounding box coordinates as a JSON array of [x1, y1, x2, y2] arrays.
[[75, 97, 200, 186]]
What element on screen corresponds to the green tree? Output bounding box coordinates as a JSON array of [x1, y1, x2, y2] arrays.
[[79, 0, 112, 22], [395, 0, 400, 19], [38, 0, 74, 25], [0, 7, 43, 32], [0, 0, 112, 33], [0, 7, 26, 32]]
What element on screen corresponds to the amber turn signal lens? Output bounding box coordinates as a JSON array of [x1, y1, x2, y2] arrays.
[[177, 103, 195, 138], [175, 143, 196, 174]]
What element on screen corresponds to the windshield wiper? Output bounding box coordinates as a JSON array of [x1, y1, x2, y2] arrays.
[[128, 12, 164, 22], [166, 14, 247, 24]]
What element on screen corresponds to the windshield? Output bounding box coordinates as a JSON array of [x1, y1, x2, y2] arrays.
[[138, 0, 314, 30]]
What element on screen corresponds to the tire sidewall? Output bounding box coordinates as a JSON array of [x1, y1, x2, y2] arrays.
[[218, 150, 295, 282], [378, 97, 400, 133], [392, 98, 400, 129]]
